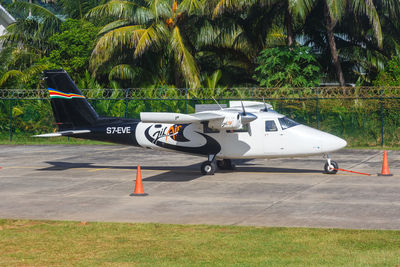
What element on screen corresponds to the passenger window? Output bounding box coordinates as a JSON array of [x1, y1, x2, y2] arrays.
[[265, 120, 278, 132]]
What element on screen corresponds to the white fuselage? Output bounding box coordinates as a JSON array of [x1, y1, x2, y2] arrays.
[[135, 110, 347, 159]]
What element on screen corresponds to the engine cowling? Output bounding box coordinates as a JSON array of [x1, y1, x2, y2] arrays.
[[208, 112, 257, 130]]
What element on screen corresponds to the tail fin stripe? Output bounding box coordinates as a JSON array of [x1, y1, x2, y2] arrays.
[[48, 88, 85, 99]]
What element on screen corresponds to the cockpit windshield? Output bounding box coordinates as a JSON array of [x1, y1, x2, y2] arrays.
[[278, 117, 299, 130]]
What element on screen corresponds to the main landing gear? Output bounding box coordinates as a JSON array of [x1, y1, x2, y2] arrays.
[[217, 159, 236, 170], [201, 156, 236, 175], [324, 154, 339, 174]]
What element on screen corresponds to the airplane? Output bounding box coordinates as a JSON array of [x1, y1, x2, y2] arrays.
[[36, 69, 347, 175]]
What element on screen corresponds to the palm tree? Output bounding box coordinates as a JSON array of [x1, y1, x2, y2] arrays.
[[322, 0, 383, 86], [195, 0, 282, 85], [2, 1, 62, 54], [86, 0, 205, 89]]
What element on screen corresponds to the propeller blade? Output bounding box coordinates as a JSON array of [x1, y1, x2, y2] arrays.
[[241, 101, 246, 116]]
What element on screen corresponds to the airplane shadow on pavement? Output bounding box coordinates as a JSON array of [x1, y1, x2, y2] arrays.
[[38, 161, 322, 182]]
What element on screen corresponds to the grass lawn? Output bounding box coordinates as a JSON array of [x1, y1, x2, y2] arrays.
[[0, 135, 108, 145], [0, 219, 399, 266]]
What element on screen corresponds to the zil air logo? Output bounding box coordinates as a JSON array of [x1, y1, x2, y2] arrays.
[[166, 125, 182, 141], [106, 127, 131, 134], [150, 124, 188, 143]]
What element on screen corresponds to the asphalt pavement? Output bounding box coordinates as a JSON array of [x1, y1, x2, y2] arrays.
[[0, 145, 399, 229]]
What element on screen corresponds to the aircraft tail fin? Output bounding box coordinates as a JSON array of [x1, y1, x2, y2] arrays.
[[43, 70, 99, 130]]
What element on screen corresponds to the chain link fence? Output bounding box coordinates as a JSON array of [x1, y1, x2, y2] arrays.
[[1, 87, 399, 146]]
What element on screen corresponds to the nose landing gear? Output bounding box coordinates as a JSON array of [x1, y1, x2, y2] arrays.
[[324, 155, 338, 174], [201, 156, 237, 175], [201, 154, 217, 175]]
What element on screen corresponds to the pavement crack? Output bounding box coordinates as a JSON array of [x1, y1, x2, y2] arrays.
[[231, 176, 336, 226], [348, 151, 382, 169]]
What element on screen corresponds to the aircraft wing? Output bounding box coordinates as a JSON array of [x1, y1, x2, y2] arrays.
[[34, 130, 91, 137], [140, 112, 224, 124]]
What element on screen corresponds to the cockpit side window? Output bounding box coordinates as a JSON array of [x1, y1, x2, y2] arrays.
[[265, 120, 278, 132], [278, 117, 299, 130]]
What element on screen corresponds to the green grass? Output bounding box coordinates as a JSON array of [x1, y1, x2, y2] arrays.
[[0, 134, 109, 145], [0, 219, 399, 266]]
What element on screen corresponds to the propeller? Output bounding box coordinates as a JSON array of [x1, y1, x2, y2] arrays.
[[241, 101, 246, 116], [239, 101, 257, 124]]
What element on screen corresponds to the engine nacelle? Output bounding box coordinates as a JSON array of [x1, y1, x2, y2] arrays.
[[208, 114, 243, 130]]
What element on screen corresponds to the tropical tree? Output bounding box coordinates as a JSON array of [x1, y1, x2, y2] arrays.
[[0, 1, 62, 88], [196, 0, 283, 85], [319, 0, 382, 86], [3, 1, 62, 54], [86, 0, 205, 89]]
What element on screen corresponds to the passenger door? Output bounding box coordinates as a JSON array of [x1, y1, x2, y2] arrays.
[[263, 119, 285, 156]]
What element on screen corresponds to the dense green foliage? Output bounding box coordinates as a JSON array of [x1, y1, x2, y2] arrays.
[[40, 19, 99, 81], [373, 57, 400, 86], [254, 46, 322, 88], [0, 0, 399, 147], [1, 0, 400, 88]]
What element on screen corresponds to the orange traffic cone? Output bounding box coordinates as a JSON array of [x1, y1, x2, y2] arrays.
[[378, 151, 393, 176], [130, 165, 148, 196]]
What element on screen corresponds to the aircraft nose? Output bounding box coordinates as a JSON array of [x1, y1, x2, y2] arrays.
[[323, 134, 347, 152]]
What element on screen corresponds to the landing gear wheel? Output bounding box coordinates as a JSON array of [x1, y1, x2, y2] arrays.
[[324, 160, 338, 174], [201, 161, 216, 175], [217, 159, 236, 170]]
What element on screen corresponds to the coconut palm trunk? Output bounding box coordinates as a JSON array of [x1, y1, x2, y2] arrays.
[[285, 8, 294, 47], [324, 0, 345, 86]]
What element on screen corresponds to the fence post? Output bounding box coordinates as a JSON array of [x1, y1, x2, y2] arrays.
[[124, 88, 130, 118], [380, 88, 384, 147], [9, 93, 13, 142], [185, 88, 188, 114], [316, 87, 319, 129]]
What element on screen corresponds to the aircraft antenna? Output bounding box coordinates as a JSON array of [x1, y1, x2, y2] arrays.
[[212, 97, 224, 110], [262, 97, 268, 112]]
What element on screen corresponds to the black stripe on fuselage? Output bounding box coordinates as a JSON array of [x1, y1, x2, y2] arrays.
[[74, 117, 140, 146], [144, 126, 221, 155]]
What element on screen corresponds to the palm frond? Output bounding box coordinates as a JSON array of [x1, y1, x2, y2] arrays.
[[170, 26, 201, 89], [86, 0, 151, 23], [10, 1, 60, 21], [98, 19, 133, 36], [91, 25, 144, 71], [148, 0, 172, 20], [109, 64, 137, 81], [351, 0, 382, 48], [289, 0, 316, 21], [0, 70, 23, 87], [179, 0, 205, 15], [134, 23, 167, 57], [326, 0, 346, 23], [20, 63, 51, 84]]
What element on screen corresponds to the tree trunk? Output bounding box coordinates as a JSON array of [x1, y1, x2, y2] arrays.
[[324, 1, 345, 86], [29, 0, 32, 17], [285, 8, 294, 47]]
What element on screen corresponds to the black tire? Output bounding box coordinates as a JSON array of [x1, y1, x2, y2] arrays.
[[217, 159, 236, 170], [201, 161, 216, 175], [324, 161, 338, 174]]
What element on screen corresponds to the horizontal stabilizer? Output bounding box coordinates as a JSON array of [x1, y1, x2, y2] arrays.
[[34, 130, 91, 137], [140, 112, 224, 123]]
